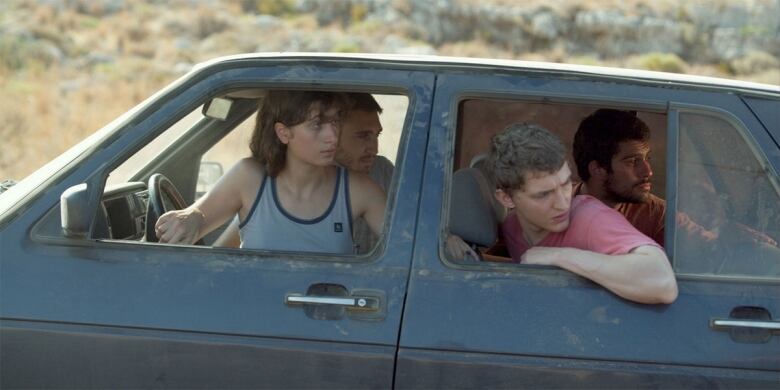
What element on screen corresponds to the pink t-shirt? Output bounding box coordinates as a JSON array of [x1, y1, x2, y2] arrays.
[[502, 195, 660, 262]]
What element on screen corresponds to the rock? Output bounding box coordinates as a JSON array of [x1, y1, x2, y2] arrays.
[[530, 11, 561, 41]]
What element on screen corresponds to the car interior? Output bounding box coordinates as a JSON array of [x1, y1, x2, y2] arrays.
[[447, 98, 667, 262], [446, 97, 780, 277], [42, 88, 780, 278], [68, 89, 409, 250]]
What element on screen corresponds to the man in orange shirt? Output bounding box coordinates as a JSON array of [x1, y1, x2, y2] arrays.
[[572, 108, 775, 247], [572, 109, 667, 245]]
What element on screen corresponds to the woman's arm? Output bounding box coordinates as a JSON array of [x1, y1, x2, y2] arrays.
[[155, 158, 261, 244]]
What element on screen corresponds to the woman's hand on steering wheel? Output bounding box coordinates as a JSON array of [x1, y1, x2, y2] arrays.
[[154, 208, 205, 245]]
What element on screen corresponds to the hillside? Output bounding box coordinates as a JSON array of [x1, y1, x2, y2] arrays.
[[1, 0, 778, 180]]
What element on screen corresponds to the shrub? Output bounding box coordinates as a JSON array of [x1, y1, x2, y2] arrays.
[[0, 36, 27, 70], [350, 4, 368, 24], [729, 51, 780, 76], [633, 52, 688, 73], [332, 40, 361, 53], [195, 8, 230, 39], [243, 0, 297, 16], [0, 36, 60, 71]]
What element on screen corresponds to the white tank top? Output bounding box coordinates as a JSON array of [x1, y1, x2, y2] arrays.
[[239, 167, 354, 254]]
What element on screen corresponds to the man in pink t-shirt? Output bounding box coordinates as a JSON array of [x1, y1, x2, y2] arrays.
[[502, 195, 661, 261], [487, 123, 677, 304]]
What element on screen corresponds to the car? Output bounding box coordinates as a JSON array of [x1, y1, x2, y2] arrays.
[[1, 53, 778, 388]]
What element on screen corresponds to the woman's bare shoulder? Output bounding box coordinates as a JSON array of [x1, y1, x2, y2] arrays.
[[230, 158, 265, 177]]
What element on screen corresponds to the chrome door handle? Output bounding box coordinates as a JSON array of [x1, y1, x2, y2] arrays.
[[285, 294, 379, 311], [710, 319, 780, 331]]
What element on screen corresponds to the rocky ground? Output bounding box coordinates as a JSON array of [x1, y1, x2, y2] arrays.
[[1, 0, 778, 179]]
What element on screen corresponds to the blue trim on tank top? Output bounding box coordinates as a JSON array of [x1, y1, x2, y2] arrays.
[[239, 174, 267, 229], [271, 167, 342, 225], [344, 169, 354, 235]]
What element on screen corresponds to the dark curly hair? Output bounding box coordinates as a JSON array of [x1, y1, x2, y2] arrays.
[[573, 109, 650, 182]]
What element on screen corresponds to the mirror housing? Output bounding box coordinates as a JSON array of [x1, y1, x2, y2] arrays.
[[60, 183, 91, 238]]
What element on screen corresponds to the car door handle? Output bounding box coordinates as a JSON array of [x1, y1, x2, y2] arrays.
[[285, 294, 380, 311], [710, 319, 780, 331]]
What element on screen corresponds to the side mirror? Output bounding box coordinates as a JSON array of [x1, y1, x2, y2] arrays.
[[60, 183, 91, 238]]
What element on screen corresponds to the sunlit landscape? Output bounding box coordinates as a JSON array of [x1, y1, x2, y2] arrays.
[[1, 0, 778, 180]]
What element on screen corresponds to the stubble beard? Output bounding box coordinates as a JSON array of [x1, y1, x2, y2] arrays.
[[604, 175, 651, 204]]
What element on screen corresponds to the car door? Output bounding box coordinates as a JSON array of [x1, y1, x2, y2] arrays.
[[0, 60, 434, 388], [395, 70, 780, 388]]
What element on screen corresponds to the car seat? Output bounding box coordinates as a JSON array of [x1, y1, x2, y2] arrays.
[[449, 167, 502, 248]]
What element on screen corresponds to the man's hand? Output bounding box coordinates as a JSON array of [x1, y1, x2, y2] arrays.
[[730, 222, 778, 246], [446, 234, 480, 262], [154, 207, 205, 244]]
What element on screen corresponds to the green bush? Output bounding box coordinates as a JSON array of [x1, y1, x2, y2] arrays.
[[635, 52, 687, 73], [243, 0, 297, 16], [350, 4, 368, 23], [332, 40, 361, 53], [0, 37, 26, 70], [729, 51, 780, 75], [0, 36, 59, 71]]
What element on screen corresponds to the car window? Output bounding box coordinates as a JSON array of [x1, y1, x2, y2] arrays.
[[197, 111, 255, 198], [108, 108, 205, 186], [98, 90, 407, 258], [197, 94, 406, 198], [674, 111, 780, 278], [445, 97, 667, 263]]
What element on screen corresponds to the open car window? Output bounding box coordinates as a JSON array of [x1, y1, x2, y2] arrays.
[[444, 97, 666, 264], [94, 89, 408, 259], [443, 96, 780, 280]]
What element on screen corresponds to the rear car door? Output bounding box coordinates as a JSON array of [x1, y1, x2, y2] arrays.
[[396, 70, 780, 388], [0, 59, 434, 388]]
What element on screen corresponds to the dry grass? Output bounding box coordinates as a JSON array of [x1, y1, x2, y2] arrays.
[[0, 64, 173, 179], [0, 0, 776, 181]]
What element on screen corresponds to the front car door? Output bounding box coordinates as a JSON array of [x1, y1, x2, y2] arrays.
[[0, 56, 434, 388], [396, 66, 780, 388]]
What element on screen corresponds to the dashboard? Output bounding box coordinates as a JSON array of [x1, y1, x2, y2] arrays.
[[94, 182, 149, 240]]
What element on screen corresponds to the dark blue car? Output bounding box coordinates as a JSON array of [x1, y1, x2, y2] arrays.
[[1, 54, 778, 388]]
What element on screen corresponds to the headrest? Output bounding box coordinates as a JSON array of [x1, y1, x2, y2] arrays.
[[469, 153, 507, 221], [449, 168, 498, 247]]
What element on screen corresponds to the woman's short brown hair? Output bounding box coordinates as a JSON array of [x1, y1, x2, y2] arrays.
[[250, 90, 345, 177]]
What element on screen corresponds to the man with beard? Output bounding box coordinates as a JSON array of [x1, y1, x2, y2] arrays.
[[333, 93, 394, 254], [572, 108, 776, 248], [572, 109, 666, 245], [489, 123, 677, 304]]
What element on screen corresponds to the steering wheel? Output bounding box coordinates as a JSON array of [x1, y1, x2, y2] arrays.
[[145, 173, 188, 243]]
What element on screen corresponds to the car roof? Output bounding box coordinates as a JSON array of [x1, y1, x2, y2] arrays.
[[195, 52, 780, 96]]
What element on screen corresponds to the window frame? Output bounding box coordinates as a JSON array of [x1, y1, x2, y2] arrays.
[[438, 89, 668, 273], [29, 62, 430, 266], [668, 103, 780, 282]]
